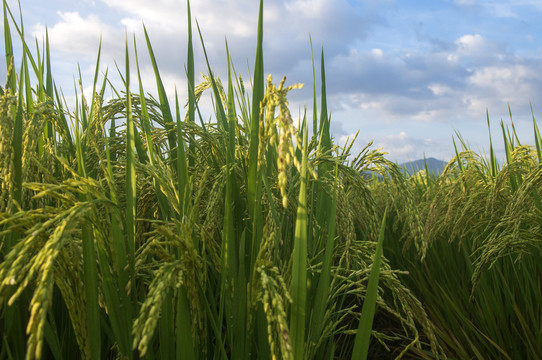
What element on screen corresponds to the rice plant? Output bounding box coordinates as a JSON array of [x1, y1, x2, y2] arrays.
[[0, 0, 441, 359], [3, 0, 540, 359], [380, 114, 542, 359]]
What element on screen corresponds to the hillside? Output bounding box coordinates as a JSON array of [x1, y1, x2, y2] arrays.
[[399, 157, 447, 176]]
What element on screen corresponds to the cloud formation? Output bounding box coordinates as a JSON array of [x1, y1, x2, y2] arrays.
[[5, 0, 542, 162]]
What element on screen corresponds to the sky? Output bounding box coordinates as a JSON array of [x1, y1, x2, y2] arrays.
[[2, 0, 542, 163]]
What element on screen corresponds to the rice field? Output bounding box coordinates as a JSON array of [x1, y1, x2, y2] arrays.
[[0, 0, 540, 359]]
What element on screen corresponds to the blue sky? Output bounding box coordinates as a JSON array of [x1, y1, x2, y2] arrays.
[[3, 0, 542, 163]]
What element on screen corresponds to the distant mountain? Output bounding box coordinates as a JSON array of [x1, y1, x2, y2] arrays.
[[360, 157, 447, 181], [399, 157, 447, 176]]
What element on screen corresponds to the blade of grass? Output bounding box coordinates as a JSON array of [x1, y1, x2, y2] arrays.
[[133, 36, 154, 160], [124, 35, 137, 302], [11, 57, 24, 216], [531, 104, 542, 163], [3, 0, 16, 92], [88, 36, 102, 121], [160, 292, 174, 359], [2, 13, 25, 358], [221, 42, 239, 354], [313, 48, 332, 258], [172, 4, 196, 358], [96, 233, 132, 358], [508, 105, 521, 146], [306, 39, 317, 258], [53, 84, 76, 157], [66, 27, 102, 360], [186, 0, 195, 168], [16, 17, 34, 114], [97, 69, 134, 353], [310, 154, 339, 347], [486, 110, 497, 177], [81, 226, 101, 360], [452, 136, 465, 173], [34, 37, 44, 101], [351, 207, 387, 360], [143, 24, 177, 172], [175, 88, 189, 215], [3, 1, 42, 83], [44, 27, 54, 142], [290, 117, 309, 360], [22, 48, 34, 116], [133, 37, 171, 219], [318, 48, 330, 152], [77, 65, 89, 132], [175, 286, 195, 360], [247, 0, 264, 219], [106, 137, 134, 359], [500, 121, 519, 193], [45, 28, 53, 99], [195, 21, 228, 132], [43, 312, 63, 360], [310, 36, 318, 138], [73, 80, 86, 177]]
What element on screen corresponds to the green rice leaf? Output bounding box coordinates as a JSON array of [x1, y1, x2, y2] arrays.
[[3, 0, 16, 92], [186, 0, 195, 168], [175, 88, 189, 214], [247, 0, 264, 219], [196, 21, 228, 132], [351, 207, 387, 360], [310, 155, 339, 346], [124, 35, 137, 298], [486, 110, 497, 177], [531, 104, 542, 163], [143, 24, 177, 172], [11, 64, 24, 212], [82, 225, 101, 360], [290, 117, 309, 360]]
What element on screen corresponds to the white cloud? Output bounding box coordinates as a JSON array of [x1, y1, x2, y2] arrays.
[[428, 83, 453, 96], [31, 11, 120, 57], [8, 0, 542, 163], [454, 0, 476, 5], [102, 0, 262, 37], [447, 54, 459, 63], [455, 34, 486, 54], [376, 132, 451, 163], [284, 0, 327, 18], [469, 65, 536, 103], [102, 0, 185, 32], [339, 131, 447, 163], [490, 4, 519, 18], [470, 65, 530, 86], [119, 17, 141, 34], [370, 48, 383, 58]]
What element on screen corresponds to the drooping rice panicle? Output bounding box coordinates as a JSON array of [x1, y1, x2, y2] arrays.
[[3, 1, 540, 359]]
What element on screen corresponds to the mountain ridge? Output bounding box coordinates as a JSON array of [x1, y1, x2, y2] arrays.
[[399, 157, 447, 176]]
